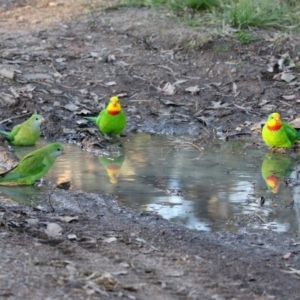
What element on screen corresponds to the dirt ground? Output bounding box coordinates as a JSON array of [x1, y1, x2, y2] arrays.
[[1, 1, 300, 299]]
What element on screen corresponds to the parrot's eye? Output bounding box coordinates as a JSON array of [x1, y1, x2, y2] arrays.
[[36, 118, 39, 121]]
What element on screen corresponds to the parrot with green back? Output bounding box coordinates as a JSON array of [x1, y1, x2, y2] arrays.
[[261, 152, 297, 193], [0, 143, 64, 185], [0, 114, 45, 146], [262, 112, 300, 149], [85, 96, 126, 137]]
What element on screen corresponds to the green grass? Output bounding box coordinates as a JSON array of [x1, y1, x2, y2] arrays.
[[116, 0, 300, 30], [232, 30, 253, 44], [226, 0, 299, 29], [167, 0, 220, 12]]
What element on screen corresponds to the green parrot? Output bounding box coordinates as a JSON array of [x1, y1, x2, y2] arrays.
[[261, 152, 297, 193], [99, 155, 125, 184], [85, 96, 126, 136], [262, 112, 300, 149], [0, 143, 64, 185], [0, 114, 45, 146]]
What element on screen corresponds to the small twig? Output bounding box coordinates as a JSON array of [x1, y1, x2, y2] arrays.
[[46, 186, 56, 212], [32, 80, 52, 87], [232, 103, 250, 111], [257, 75, 265, 94], [0, 112, 32, 125], [158, 65, 175, 74], [253, 213, 266, 223], [162, 147, 173, 160], [182, 75, 202, 80], [179, 142, 203, 152]]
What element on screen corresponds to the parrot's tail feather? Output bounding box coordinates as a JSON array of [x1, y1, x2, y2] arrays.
[[0, 173, 26, 182], [0, 130, 10, 138], [84, 116, 98, 123], [296, 129, 300, 140]]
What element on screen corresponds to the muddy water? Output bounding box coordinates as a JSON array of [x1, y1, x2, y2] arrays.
[[1, 133, 300, 233]]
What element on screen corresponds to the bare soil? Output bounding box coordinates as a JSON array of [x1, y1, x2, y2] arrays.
[[1, 1, 300, 299]]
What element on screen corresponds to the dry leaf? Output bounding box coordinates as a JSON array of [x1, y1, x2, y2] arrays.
[[105, 81, 117, 86], [90, 52, 99, 58], [63, 127, 76, 134], [79, 89, 89, 95], [119, 262, 130, 268], [159, 82, 176, 95], [25, 218, 39, 225], [232, 82, 237, 94], [64, 103, 79, 111], [59, 216, 78, 223], [282, 267, 300, 275], [208, 100, 229, 109], [0, 68, 15, 80], [76, 109, 91, 115], [165, 270, 184, 277], [41, 106, 53, 112], [185, 85, 200, 95], [53, 72, 62, 78], [50, 89, 63, 95], [9, 87, 20, 98], [280, 72, 296, 83], [111, 270, 128, 275], [45, 223, 62, 237], [115, 61, 129, 67], [173, 79, 188, 86], [56, 58, 66, 63], [104, 237, 117, 243], [282, 95, 296, 100], [67, 234, 77, 240], [107, 54, 116, 62], [250, 121, 265, 132], [283, 252, 292, 260], [159, 98, 183, 106], [0, 93, 17, 106]]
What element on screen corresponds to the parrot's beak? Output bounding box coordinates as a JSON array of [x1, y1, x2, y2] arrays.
[[110, 177, 118, 184], [41, 118, 46, 123], [112, 101, 117, 107]]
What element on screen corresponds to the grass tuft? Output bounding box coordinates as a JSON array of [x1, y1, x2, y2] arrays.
[[225, 0, 299, 29], [105, 0, 300, 31]]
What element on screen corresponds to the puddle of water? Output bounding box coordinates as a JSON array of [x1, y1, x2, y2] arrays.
[[1, 133, 300, 233]]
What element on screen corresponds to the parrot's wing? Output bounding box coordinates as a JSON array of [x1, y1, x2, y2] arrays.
[[16, 153, 48, 175], [9, 124, 21, 139], [283, 123, 300, 142]]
